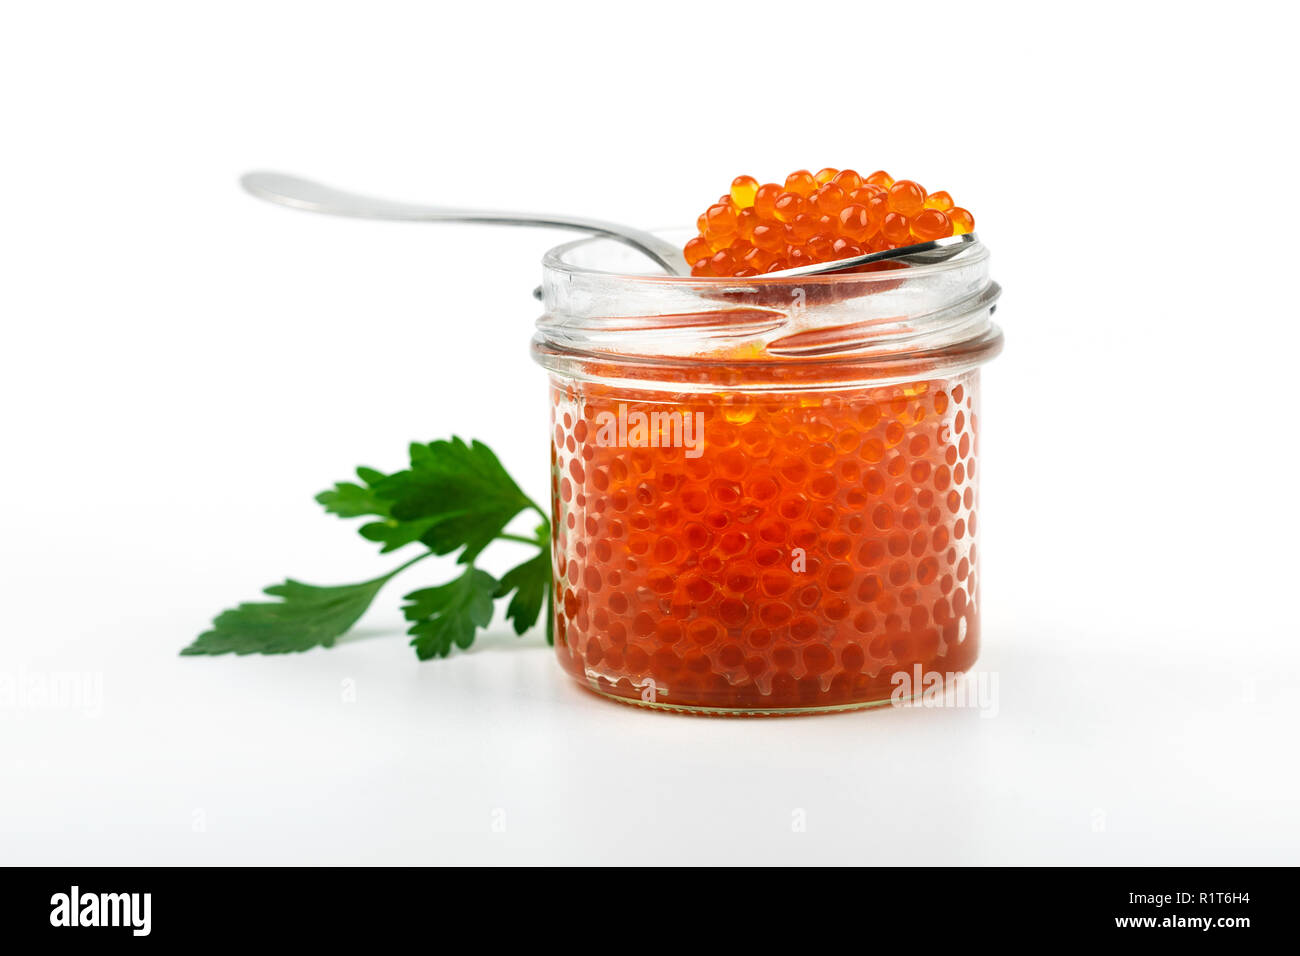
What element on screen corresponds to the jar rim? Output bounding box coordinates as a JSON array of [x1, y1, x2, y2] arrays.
[[535, 230, 1003, 389], [542, 230, 991, 286]]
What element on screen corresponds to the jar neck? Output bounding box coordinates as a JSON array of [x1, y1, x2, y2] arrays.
[[533, 237, 1002, 390]]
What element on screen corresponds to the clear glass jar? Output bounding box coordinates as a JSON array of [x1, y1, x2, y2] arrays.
[[532, 234, 1003, 715]]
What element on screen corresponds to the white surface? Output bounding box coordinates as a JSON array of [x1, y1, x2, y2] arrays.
[[2, 1, 1297, 865]]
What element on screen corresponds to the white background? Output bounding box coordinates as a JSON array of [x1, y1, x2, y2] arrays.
[[2, 1, 1297, 865]]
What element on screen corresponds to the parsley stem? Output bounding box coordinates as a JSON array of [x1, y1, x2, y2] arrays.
[[376, 549, 436, 582], [498, 532, 546, 547]]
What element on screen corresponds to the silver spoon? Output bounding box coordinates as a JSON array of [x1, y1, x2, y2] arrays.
[[241, 171, 689, 275], [240, 171, 976, 279]]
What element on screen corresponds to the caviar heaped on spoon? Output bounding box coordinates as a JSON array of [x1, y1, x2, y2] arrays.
[[684, 169, 976, 278]]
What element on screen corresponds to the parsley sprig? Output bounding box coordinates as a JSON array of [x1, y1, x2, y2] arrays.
[[182, 437, 552, 660]]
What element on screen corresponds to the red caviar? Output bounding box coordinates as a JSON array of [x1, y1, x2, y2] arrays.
[[549, 370, 982, 714], [689, 169, 975, 276]]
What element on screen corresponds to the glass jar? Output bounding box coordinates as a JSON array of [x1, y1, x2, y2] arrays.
[[532, 234, 1003, 715]]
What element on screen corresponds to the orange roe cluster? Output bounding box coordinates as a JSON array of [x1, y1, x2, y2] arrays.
[[685, 169, 975, 278]]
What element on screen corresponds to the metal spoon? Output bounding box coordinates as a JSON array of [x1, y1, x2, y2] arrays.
[[240, 171, 976, 280], [241, 171, 689, 275]]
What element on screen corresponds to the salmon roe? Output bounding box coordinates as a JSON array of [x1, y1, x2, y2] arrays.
[[688, 169, 975, 277], [549, 372, 982, 714]]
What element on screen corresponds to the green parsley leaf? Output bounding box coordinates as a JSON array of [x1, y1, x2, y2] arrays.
[[317, 466, 437, 554], [319, 439, 541, 561], [403, 567, 499, 660], [357, 515, 442, 553], [315, 466, 390, 518], [189, 436, 552, 661], [183, 571, 395, 656], [496, 549, 551, 637], [543, 585, 553, 646], [376, 438, 535, 563]]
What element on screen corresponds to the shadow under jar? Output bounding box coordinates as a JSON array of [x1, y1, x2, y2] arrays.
[[533, 233, 1003, 715]]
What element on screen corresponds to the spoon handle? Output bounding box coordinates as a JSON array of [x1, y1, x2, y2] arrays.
[[240, 171, 689, 275]]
